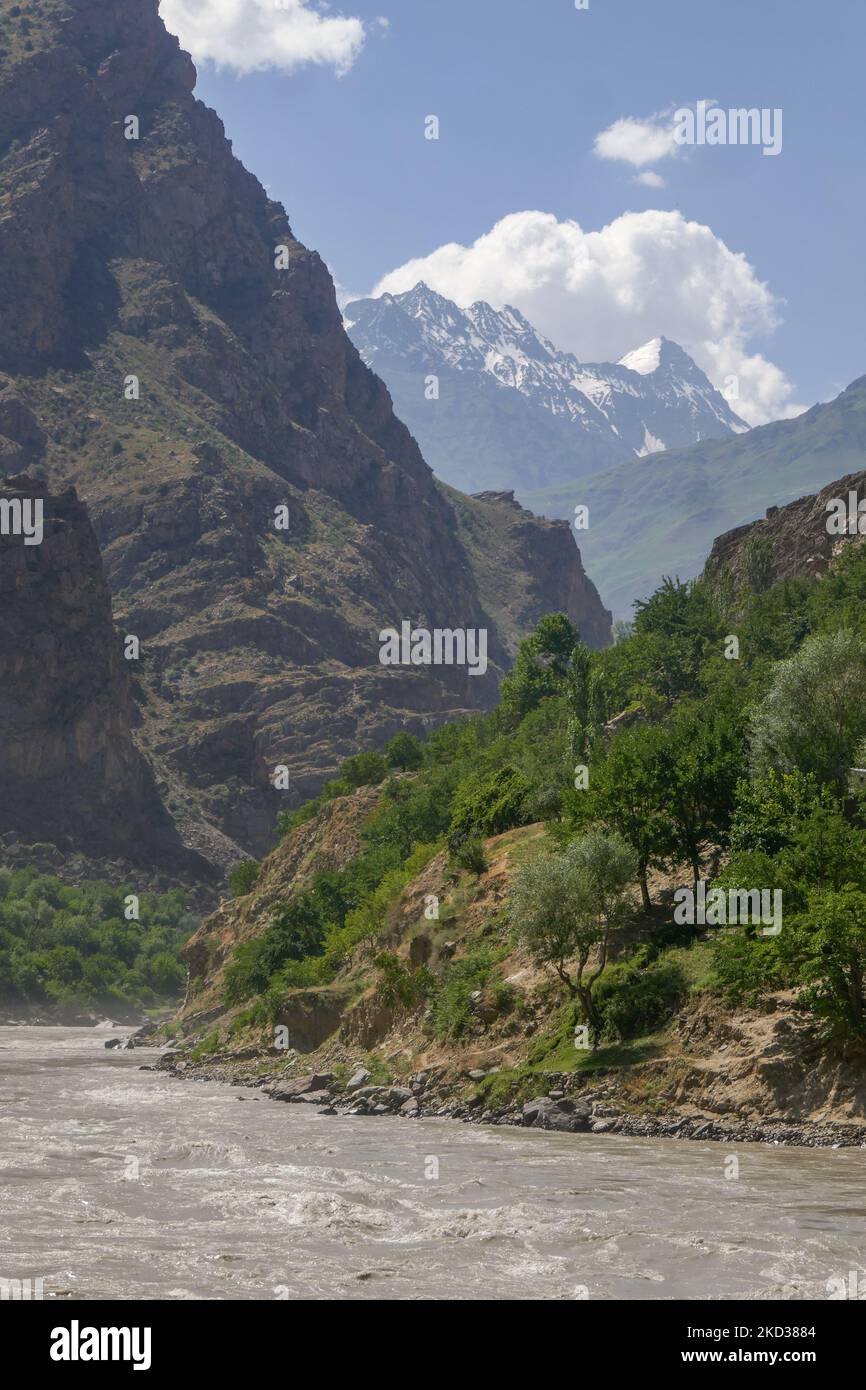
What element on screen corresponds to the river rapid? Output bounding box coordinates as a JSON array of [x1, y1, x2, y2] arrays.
[[0, 1026, 863, 1301]]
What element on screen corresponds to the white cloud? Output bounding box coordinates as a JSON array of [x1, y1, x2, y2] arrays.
[[593, 112, 679, 168], [160, 0, 367, 77], [373, 209, 805, 425], [634, 171, 666, 188], [593, 102, 720, 172]]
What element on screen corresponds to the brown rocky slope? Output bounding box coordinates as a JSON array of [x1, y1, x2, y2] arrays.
[[704, 468, 866, 590], [0, 0, 610, 874]]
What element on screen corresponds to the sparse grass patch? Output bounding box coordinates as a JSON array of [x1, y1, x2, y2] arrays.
[[474, 1066, 539, 1110], [574, 1034, 669, 1072], [189, 1030, 222, 1061]]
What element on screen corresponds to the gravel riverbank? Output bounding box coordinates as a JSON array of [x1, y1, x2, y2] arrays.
[[146, 1047, 866, 1151]]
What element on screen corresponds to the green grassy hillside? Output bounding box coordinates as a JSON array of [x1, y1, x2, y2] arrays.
[[523, 375, 866, 618]]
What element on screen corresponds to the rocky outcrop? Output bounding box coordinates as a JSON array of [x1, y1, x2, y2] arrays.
[[704, 468, 866, 591], [448, 487, 611, 651], [0, 0, 610, 868], [0, 475, 209, 877]]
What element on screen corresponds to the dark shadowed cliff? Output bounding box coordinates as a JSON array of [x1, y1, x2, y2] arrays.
[[0, 475, 212, 880]]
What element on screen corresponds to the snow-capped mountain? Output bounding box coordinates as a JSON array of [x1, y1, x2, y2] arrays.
[[344, 283, 748, 495]]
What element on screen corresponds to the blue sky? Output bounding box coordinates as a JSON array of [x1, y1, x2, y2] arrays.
[[165, 0, 865, 423]]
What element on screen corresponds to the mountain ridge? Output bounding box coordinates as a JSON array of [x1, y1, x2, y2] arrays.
[[345, 281, 747, 496], [525, 373, 866, 617]]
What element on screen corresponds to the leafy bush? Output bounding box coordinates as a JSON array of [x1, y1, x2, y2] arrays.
[[340, 751, 388, 788], [448, 765, 531, 849], [711, 929, 786, 1005], [373, 952, 432, 1009], [728, 770, 831, 856], [427, 945, 505, 1041], [190, 1030, 221, 1060], [596, 958, 688, 1041], [452, 836, 488, 876], [228, 860, 260, 898], [385, 731, 424, 771]]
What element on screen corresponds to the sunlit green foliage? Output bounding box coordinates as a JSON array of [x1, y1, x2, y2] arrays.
[[0, 869, 194, 1010]]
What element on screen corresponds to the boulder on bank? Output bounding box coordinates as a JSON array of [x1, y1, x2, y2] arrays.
[[267, 1073, 334, 1101], [522, 1096, 592, 1133]]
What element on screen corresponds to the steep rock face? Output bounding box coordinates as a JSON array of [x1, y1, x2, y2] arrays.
[[0, 0, 610, 863], [446, 487, 612, 651], [703, 469, 866, 589], [0, 475, 209, 875]]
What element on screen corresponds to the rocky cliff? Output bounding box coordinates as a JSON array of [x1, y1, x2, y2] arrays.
[[0, 475, 209, 879], [703, 468, 866, 590], [0, 0, 610, 870]]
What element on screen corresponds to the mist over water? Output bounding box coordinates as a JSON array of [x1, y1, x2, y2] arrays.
[[0, 1027, 863, 1302]]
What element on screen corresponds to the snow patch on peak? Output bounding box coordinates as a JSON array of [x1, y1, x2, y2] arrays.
[[618, 338, 664, 376], [638, 426, 668, 456]]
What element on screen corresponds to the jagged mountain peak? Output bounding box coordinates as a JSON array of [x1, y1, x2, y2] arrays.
[[618, 335, 713, 380], [345, 284, 749, 495], [394, 280, 459, 319]]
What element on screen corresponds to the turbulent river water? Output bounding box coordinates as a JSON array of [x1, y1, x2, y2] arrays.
[[0, 1026, 864, 1301]]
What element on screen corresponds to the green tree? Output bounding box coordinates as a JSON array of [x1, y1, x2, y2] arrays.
[[146, 952, 186, 995], [779, 806, 866, 896], [499, 614, 582, 722], [448, 765, 531, 849], [728, 770, 832, 856], [229, 860, 260, 898], [340, 750, 388, 787], [565, 638, 592, 758], [782, 889, 866, 1040], [749, 629, 866, 793], [587, 724, 673, 911], [385, 731, 425, 772], [633, 575, 715, 642], [511, 830, 635, 1042], [660, 698, 744, 886]]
